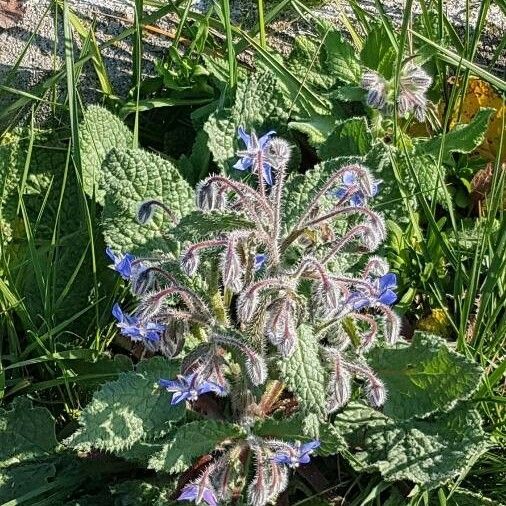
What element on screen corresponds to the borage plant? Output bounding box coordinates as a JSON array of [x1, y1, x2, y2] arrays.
[[102, 128, 398, 505]]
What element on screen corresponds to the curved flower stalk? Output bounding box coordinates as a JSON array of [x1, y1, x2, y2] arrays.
[[106, 126, 401, 505], [362, 61, 432, 121]]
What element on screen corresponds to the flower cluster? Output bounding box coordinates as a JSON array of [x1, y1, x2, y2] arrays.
[[362, 61, 432, 121], [106, 127, 400, 505], [175, 437, 320, 506]]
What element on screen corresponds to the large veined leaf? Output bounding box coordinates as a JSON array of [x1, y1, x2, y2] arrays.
[[278, 325, 327, 420], [323, 27, 362, 85], [203, 70, 289, 171], [286, 33, 336, 92], [369, 332, 483, 420], [0, 462, 56, 503], [79, 105, 133, 204], [1, 129, 114, 330], [148, 420, 245, 473], [288, 115, 338, 148], [335, 402, 486, 488], [68, 357, 184, 453], [415, 108, 494, 162], [319, 117, 372, 159], [360, 23, 397, 78], [0, 397, 57, 468], [101, 148, 194, 256], [172, 210, 256, 243]]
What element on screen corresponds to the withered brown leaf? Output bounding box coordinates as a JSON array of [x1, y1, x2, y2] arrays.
[[0, 0, 25, 30]]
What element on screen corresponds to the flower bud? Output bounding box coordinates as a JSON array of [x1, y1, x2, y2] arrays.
[[181, 248, 199, 276], [366, 375, 387, 407]]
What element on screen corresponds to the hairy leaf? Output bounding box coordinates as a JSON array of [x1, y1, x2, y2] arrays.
[[323, 27, 362, 84], [416, 108, 494, 162], [178, 130, 211, 187], [319, 117, 372, 159], [79, 105, 133, 204], [101, 148, 194, 256], [203, 70, 289, 171], [148, 420, 245, 473], [369, 332, 483, 420], [172, 210, 256, 242], [336, 402, 486, 488], [289, 115, 337, 147], [360, 23, 397, 78], [68, 357, 184, 453], [0, 397, 57, 468], [0, 462, 56, 503], [278, 325, 327, 419]]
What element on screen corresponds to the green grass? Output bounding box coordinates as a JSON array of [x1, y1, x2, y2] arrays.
[[0, 0, 504, 504]]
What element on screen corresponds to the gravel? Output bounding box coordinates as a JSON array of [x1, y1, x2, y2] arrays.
[[0, 0, 504, 117]]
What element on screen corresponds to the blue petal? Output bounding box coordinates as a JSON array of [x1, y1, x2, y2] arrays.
[[233, 157, 253, 172], [378, 289, 397, 306], [298, 454, 311, 464], [171, 391, 189, 405], [202, 488, 218, 506], [258, 130, 276, 148], [379, 273, 397, 291], [254, 253, 267, 271], [116, 256, 132, 279], [262, 163, 274, 186], [112, 303, 124, 322], [198, 381, 225, 396], [301, 440, 320, 453], [159, 379, 182, 391], [237, 126, 251, 147], [342, 171, 357, 185], [272, 454, 290, 465], [105, 247, 116, 263], [178, 485, 198, 501]]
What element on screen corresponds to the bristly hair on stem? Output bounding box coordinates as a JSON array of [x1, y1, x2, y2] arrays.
[[107, 127, 401, 505]]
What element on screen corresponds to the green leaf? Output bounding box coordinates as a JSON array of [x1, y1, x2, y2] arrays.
[[203, 70, 289, 171], [319, 117, 372, 159], [0, 397, 57, 467], [148, 420, 245, 473], [79, 105, 133, 204], [416, 108, 494, 162], [254, 415, 346, 456], [335, 402, 486, 488], [360, 23, 397, 78], [178, 130, 211, 187], [101, 148, 194, 256], [287, 34, 335, 92], [278, 324, 327, 420], [68, 357, 184, 453], [369, 332, 483, 420], [0, 462, 56, 503], [323, 28, 362, 84], [172, 210, 256, 242], [289, 115, 337, 148]]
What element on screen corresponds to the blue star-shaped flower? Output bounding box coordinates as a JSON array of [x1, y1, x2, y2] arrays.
[[105, 247, 136, 280], [112, 303, 164, 344], [332, 171, 379, 207], [348, 272, 397, 310], [234, 127, 276, 185], [272, 440, 320, 468], [158, 373, 225, 405], [178, 482, 218, 506]]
